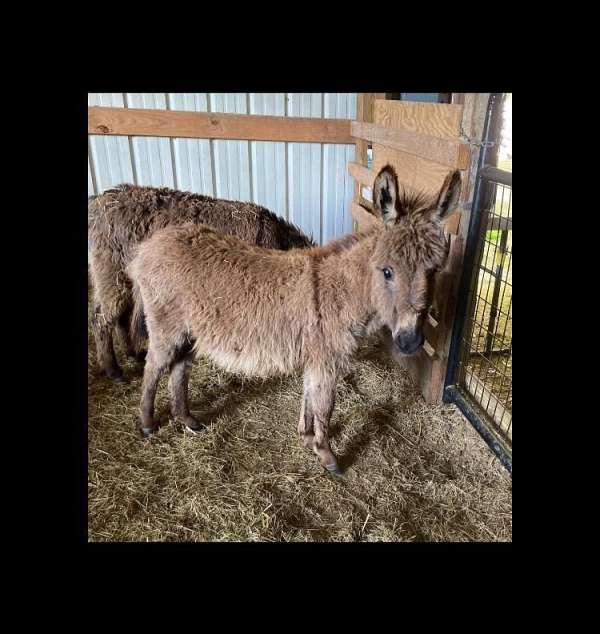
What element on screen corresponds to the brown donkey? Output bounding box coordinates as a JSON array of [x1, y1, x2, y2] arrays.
[[88, 185, 314, 382], [127, 165, 461, 475]]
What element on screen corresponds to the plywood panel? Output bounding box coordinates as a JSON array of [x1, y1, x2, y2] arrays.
[[372, 143, 418, 189], [374, 99, 463, 139], [168, 93, 213, 195], [352, 121, 469, 169], [126, 93, 175, 187]]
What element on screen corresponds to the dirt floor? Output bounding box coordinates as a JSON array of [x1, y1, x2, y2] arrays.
[[88, 310, 512, 542]]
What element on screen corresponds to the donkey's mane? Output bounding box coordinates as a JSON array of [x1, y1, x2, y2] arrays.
[[396, 188, 435, 217]]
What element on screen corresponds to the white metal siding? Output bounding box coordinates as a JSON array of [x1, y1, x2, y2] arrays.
[[87, 93, 357, 243]]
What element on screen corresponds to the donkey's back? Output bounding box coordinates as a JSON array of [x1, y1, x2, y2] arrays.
[[88, 183, 313, 266], [88, 184, 314, 381]]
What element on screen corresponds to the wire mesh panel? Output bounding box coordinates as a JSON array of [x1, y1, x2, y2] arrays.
[[444, 93, 512, 472], [456, 177, 512, 445]]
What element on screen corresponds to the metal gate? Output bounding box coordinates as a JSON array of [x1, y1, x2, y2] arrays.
[[444, 93, 512, 473]]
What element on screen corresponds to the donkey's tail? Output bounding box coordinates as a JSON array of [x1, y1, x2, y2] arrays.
[[129, 280, 148, 358]]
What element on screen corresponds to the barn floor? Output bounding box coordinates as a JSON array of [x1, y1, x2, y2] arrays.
[[88, 310, 512, 542]]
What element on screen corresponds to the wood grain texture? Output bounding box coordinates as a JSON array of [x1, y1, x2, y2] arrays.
[[373, 99, 463, 139], [89, 106, 354, 144], [347, 161, 375, 187], [353, 94, 384, 232], [370, 99, 472, 403], [351, 121, 470, 169], [350, 202, 380, 230]]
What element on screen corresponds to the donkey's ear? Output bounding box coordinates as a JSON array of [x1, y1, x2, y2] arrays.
[[373, 165, 401, 225], [434, 170, 462, 220]]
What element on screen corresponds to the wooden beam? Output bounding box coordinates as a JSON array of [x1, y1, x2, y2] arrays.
[[88, 106, 354, 144], [444, 210, 461, 235], [347, 161, 375, 187], [348, 161, 461, 235], [374, 99, 463, 139], [353, 94, 385, 233], [351, 121, 470, 169], [350, 202, 380, 231]]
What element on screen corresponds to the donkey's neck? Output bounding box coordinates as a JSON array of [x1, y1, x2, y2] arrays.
[[315, 229, 380, 336]]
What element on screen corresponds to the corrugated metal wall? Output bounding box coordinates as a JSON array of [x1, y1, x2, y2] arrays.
[[88, 93, 357, 244]]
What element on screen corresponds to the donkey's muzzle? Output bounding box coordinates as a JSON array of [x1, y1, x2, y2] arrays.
[[395, 330, 424, 356]]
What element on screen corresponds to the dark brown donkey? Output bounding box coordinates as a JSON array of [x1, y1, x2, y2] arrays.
[[127, 165, 461, 475], [88, 185, 314, 381]]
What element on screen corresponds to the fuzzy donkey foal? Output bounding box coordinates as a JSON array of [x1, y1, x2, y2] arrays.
[[127, 166, 461, 475], [88, 185, 313, 382]]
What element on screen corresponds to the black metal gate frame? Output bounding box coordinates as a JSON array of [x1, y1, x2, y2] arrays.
[[443, 93, 512, 474]]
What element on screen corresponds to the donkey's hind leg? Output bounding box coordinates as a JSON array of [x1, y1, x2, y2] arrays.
[[139, 346, 169, 437], [168, 352, 204, 433], [298, 384, 315, 449], [115, 304, 138, 360], [91, 303, 125, 382], [89, 251, 129, 381]]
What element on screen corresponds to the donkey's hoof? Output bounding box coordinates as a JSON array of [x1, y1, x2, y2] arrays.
[[107, 370, 127, 383], [183, 423, 205, 435], [140, 426, 157, 438], [324, 463, 344, 478]]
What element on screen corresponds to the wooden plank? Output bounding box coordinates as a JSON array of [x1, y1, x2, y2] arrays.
[[353, 94, 384, 233], [372, 143, 418, 189], [89, 106, 354, 144], [347, 161, 375, 187], [350, 202, 380, 231], [87, 94, 134, 191], [348, 160, 460, 235], [373, 99, 463, 139], [422, 340, 436, 358], [351, 121, 470, 169], [126, 93, 175, 188], [444, 210, 461, 235]]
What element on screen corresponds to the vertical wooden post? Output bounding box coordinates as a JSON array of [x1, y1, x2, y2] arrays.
[[353, 94, 385, 231], [427, 93, 490, 402]]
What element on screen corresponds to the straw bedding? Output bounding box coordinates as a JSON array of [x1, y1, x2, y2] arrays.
[[88, 301, 512, 542]]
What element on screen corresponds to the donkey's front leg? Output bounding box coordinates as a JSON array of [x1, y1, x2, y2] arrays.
[[301, 367, 341, 476]]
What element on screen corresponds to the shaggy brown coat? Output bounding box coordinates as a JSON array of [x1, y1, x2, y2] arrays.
[[88, 184, 314, 381], [127, 166, 461, 475]]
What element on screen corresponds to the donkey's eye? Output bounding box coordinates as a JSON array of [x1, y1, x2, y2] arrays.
[[382, 267, 393, 281]]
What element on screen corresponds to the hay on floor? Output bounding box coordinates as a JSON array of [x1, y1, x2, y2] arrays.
[[88, 310, 512, 542]]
